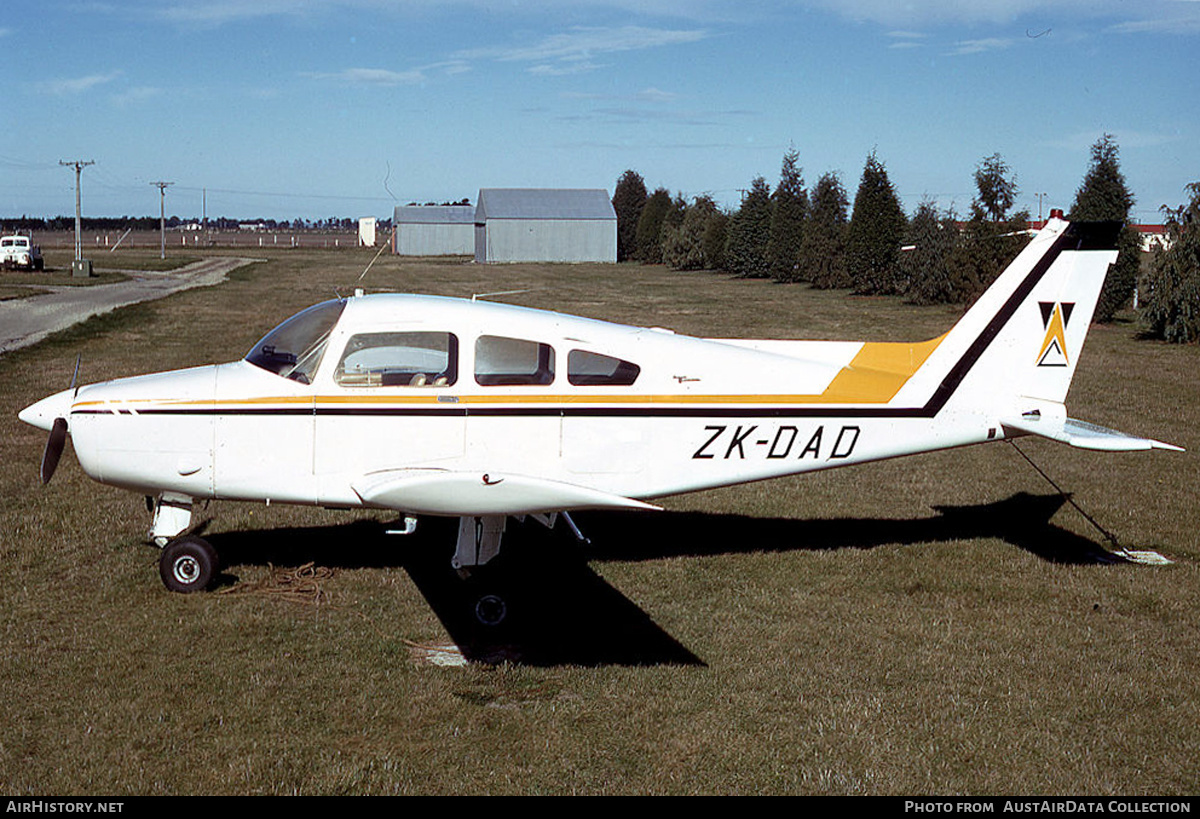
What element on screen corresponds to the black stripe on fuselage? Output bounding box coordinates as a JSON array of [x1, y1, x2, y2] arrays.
[[72, 226, 1099, 423]]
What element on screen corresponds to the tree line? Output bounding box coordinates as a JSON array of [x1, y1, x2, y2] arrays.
[[2, 216, 374, 232], [612, 136, 1199, 340]]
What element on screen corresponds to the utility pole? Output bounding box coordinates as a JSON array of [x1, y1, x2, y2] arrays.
[[150, 181, 174, 259], [59, 160, 94, 263]]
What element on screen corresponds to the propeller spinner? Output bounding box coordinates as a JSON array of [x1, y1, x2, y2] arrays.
[[20, 357, 81, 485]]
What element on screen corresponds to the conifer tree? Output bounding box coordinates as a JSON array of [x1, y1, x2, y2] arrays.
[[1069, 135, 1140, 322], [846, 153, 906, 294], [724, 176, 772, 278], [1142, 183, 1200, 343], [612, 170, 647, 262], [663, 196, 722, 270], [634, 187, 672, 264], [702, 207, 729, 272], [767, 149, 808, 282], [944, 153, 1028, 303], [973, 153, 1018, 223], [802, 172, 851, 288], [903, 199, 961, 305]]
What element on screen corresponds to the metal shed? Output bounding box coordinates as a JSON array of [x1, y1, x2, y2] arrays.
[[393, 205, 476, 256], [474, 188, 616, 264]]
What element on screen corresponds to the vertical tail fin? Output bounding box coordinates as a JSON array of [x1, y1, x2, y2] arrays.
[[896, 216, 1179, 451], [894, 216, 1121, 414]]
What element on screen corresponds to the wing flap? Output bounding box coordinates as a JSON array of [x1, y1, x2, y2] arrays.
[[352, 469, 661, 516]]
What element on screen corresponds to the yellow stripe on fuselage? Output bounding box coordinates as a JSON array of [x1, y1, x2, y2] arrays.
[[819, 333, 945, 404]]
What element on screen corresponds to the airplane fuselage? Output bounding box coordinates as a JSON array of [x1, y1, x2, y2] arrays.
[[53, 295, 992, 512]]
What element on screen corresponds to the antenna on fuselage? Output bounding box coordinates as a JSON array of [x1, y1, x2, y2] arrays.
[[357, 224, 395, 282], [471, 289, 533, 302]]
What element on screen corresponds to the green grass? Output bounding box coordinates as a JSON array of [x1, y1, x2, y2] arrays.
[[39, 248, 203, 274], [0, 286, 50, 301], [0, 269, 130, 288], [1, 250, 1197, 795]]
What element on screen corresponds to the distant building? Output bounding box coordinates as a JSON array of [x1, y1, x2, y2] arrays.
[[973, 219, 1172, 252], [474, 188, 616, 264], [1132, 224, 1170, 252], [358, 217, 377, 247], [393, 205, 475, 256]]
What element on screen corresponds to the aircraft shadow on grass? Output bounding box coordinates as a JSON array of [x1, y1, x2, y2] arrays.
[[206, 491, 1122, 667]]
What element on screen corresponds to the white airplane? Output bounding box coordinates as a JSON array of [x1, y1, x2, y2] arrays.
[[18, 214, 1180, 623]]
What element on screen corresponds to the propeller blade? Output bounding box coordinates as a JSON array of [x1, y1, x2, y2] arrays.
[[41, 417, 68, 485]]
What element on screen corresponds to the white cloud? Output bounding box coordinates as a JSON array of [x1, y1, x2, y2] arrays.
[[529, 61, 606, 77], [564, 87, 680, 103], [807, 0, 1047, 27], [305, 59, 469, 86], [799, 0, 1200, 33], [637, 87, 679, 104], [948, 37, 1015, 55], [38, 71, 123, 95], [306, 67, 428, 86], [111, 86, 163, 107], [887, 31, 928, 49], [148, 0, 1200, 35], [1109, 9, 1200, 35], [1043, 129, 1184, 153], [457, 25, 707, 66], [157, 0, 313, 27]]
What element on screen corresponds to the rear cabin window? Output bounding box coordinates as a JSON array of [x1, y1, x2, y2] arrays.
[[567, 350, 641, 386], [474, 335, 555, 386], [335, 332, 458, 387]]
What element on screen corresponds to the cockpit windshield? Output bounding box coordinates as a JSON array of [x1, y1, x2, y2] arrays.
[[245, 299, 346, 383]]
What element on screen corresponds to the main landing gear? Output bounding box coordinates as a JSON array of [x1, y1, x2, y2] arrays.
[[451, 511, 589, 629]]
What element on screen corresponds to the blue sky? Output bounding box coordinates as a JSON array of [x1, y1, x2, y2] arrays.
[[2, 0, 1197, 223]]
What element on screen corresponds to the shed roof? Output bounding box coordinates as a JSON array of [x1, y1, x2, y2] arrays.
[[394, 205, 476, 225], [476, 188, 615, 222]]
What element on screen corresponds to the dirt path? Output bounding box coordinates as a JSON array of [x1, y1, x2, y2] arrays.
[[0, 257, 259, 355]]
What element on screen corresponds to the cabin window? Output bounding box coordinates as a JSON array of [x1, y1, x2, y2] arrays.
[[335, 332, 458, 387], [474, 335, 555, 386], [567, 350, 641, 386], [246, 299, 346, 384]]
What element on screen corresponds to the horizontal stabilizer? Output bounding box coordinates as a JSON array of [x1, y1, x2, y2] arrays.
[[1003, 414, 1183, 452], [352, 469, 661, 517]]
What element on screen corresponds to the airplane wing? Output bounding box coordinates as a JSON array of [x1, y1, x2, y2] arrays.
[[1002, 414, 1183, 452], [351, 469, 662, 517]]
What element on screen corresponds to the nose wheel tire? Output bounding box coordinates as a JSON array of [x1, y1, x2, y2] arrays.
[[159, 535, 218, 593]]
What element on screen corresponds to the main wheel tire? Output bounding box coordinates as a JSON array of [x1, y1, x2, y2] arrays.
[[159, 535, 218, 593], [473, 593, 508, 627]]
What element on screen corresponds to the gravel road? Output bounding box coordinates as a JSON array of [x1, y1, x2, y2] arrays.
[[0, 257, 258, 355]]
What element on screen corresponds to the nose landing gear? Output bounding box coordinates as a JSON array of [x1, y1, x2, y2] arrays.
[[159, 535, 218, 593]]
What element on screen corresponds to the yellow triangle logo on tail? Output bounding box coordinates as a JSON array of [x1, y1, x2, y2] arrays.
[[1037, 301, 1074, 367]]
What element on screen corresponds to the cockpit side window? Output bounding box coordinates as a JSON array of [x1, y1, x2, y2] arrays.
[[246, 299, 346, 384], [475, 335, 555, 386], [335, 332, 458, 387], [567, 350, 641, 386]]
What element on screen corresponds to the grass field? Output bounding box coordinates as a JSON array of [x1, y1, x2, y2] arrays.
[[1, 247, 1197, 795]]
